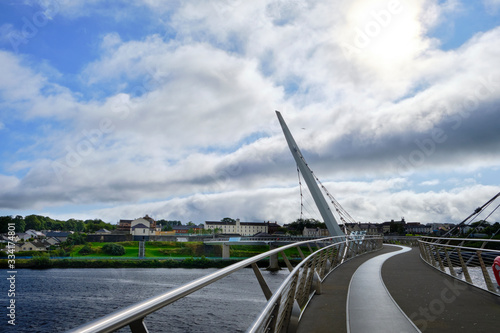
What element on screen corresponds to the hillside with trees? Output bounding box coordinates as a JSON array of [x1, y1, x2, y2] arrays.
[[0, 215, 116, 233]]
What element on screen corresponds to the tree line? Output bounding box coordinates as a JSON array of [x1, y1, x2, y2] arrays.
[[0, 215, 116, 234]]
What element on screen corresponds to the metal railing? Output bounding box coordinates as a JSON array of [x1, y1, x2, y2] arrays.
[[67, 235, 383, 333], [248, 236, 382, 332], [384, 236, 420, 247], [419, 236, 500, 294]]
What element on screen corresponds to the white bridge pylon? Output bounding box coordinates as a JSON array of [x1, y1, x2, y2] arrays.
[[276, 111, 345, 237]]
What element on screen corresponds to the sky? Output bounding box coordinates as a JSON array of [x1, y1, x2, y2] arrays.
[[0, 0, 499, 226]]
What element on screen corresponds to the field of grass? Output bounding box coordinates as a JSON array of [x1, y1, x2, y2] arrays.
[[69, 242, 139, 257], [15, 241, 316, 260]]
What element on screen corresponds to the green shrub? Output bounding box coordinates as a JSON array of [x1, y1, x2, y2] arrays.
[[31, 253, 51, 268], [102, 243, 126, 256], [78, 245, 93, 255], [52, 248, 68, 257]]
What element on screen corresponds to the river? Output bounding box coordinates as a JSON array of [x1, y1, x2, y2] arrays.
[[9, 267, 289, 332]]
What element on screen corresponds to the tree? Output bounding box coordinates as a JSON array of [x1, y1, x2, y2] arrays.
[[157, 220, 182, 229], [0, 216, 13, 233], [221, 217, 236, 224], [78, 244, 93, 255], [14, 215, 26, 233], [102, 243, 125, 256], [25, 215, 42, 230], [65, 233, 87, 246], [286, 218, 325, 235], [75, 220, 85, 232]]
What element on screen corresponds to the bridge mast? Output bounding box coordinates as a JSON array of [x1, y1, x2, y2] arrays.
[[276, 111, 345, 237]]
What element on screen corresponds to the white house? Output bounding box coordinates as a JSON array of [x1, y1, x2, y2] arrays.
[[15, 240, 50, 252], [205, 219, 268, 236], [25, 229, 45, 238], [45, 237, 61, 246], [303, 227, 329, 237]]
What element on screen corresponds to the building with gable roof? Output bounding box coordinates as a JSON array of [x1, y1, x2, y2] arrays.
[[205, 219, 269, 236]]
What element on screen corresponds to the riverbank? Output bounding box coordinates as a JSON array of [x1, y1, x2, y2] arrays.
[[1, 241, 309, 269], [0, 257, 299, 269]]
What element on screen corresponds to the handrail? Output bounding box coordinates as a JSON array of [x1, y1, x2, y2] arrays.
[[248, 240, 343, 332], [67, 236, 341, 332], [419, 236, 500, 295], [67, 235, 383, 333], [420, 236, 500, 243], [248, 236, 383, 332]]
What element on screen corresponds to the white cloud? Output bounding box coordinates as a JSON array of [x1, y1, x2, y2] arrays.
[[1, 0, 500, 226], [420, 179, 440, 186], [484, 0, 500, 11]]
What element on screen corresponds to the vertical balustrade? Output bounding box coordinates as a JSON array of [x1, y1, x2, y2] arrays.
[[457, 249, 472, 284], [444, 248, 456, 277], [476, 251, 495, 292], [418, 237, 500, 296]]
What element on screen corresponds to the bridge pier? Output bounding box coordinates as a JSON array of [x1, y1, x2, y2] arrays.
[[267, 243, 280, 271], [222, 244, 230, 259]]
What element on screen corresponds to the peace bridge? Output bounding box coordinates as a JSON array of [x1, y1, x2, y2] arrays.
[[68, 111, 500, 332]]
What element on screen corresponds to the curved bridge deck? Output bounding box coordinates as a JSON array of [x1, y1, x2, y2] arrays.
[[297, 245, 500, 333]]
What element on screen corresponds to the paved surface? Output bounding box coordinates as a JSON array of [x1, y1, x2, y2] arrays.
[[297, 245, 500, 333], [382, 246, 500, 332], [297, 246, 399, 333], [347, 246, 419, 333]]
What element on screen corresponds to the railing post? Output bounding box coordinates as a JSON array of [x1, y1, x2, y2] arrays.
[[295, 260, 310, 308], [280, 251, 294, 272], [476, 250, 495, 292], [269, 296, 282, 333], [279, 273, 299, 333], [296, 246, 305, 260], [419, 242, 429, 264], [129, 318, 148, 333], [334, 243, 343, 266], [251, 263, 273, 300], [457, 249, 472, 284], [435, 246, 445, 272], [444, 248, 456, 277]]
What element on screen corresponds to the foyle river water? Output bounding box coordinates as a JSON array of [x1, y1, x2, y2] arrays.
[[7, 267, 289, 333]]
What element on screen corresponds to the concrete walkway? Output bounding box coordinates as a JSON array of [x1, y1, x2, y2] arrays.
[[297, 245, 500, 333], [297, 246, 399, 332], [347, 246, 420, 333]]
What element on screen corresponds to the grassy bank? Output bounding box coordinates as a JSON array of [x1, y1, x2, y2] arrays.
[[0, 257, 301, 269]]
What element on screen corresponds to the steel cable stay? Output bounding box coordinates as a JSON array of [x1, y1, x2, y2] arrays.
[[295, 151, 357, 227], [422, 191, 500, 285], [438, 191, 500, 242], [297, 164, 326, 223], [466, 201, 500, 237]]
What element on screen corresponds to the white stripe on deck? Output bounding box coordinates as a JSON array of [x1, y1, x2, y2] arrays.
[[346, 245, 421, 333]]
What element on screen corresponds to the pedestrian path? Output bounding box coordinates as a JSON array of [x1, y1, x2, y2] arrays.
[[297, 245, 500, 333], [347, 246, 420, 333]]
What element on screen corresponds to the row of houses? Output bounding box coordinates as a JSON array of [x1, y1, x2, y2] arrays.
[[339, 219, 456, 236], [115, 215, 281, 239], [108, 216, 454, 239], [0, 229, 72, 243], [0, 230, 74, 252]]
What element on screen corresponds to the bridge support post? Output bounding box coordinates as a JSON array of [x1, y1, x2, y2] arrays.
[[222, 244, 230, 259], [267, 243, 280, 271]]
